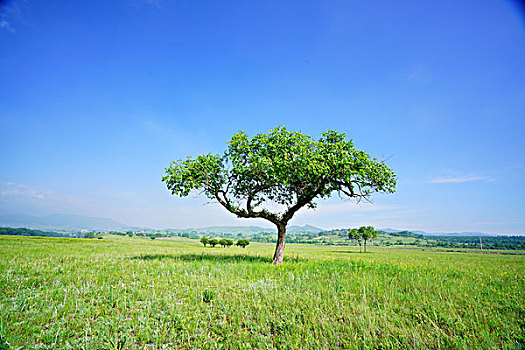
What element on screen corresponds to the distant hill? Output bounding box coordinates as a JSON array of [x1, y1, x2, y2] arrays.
[[0, 226, 79, 238], [288, 224, 324, 233], [0, 214, 140, 232], [380, 228, 427, 235], [1, 213, 516, 236], [170, 224, 325, 235], [419, 231, 506, 237], [379, 228, 511, 237], [175, 226, 274, 234]]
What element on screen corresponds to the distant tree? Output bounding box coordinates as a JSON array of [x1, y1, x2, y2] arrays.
[[219, 238, 229, 247], [225, 239, 234, 247], [236, 239, 250, 248], [163, 126, 396, 264], [348, 228, 363, 252], [360, 226, 377, 252], [83, 232, 96, 239], [150, 236, 156, 240], [126, 231, 133, 237], [209, 238, 219, 247], [200, 237, 210, 247]]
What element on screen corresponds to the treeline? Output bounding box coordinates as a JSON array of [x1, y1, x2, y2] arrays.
[[0, 227, 75, 238], [200, 238, 250, 248], [384, 230, 425, 239], [428, 235, 525, 250]]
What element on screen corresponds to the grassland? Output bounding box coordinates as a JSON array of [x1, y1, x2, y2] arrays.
[[0, 235, 524, 349]]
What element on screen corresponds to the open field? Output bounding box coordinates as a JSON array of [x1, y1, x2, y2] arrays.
[[0, 235, 524, 349]]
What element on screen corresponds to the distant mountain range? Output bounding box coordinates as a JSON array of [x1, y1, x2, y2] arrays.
[[173, 226, 275, 234], [0, 213, 519, 236], [0, 214, 141, 232], [0, 214, 325, 234], [379, 228, 517, 237], [154, 224, 324, 234]]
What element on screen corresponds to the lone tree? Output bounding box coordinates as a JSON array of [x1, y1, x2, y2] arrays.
[[349, 226, 378, 252], [163, 126, 396, 264], [360, 226, 378, 252], [348, 228, 363, 252]]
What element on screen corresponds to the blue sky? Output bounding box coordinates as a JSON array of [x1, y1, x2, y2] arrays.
[[1, 0, 524, 233]]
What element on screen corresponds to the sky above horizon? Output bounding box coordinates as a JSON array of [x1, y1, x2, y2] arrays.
[[1, 0, 524, 233]]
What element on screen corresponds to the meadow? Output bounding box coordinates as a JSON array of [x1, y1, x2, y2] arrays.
[[0, 235, 523, 349]]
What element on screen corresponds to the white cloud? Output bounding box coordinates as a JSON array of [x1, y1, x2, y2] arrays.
[[0, 20, 13, 32], [428, 176, 494, 184], [0, 181, 55, 200], [129, 0, 162, 10], [407, 63, 433, 85], [0, 180, 99, 216], [305, 202, 397, 215], [0, 0, 29, 33]]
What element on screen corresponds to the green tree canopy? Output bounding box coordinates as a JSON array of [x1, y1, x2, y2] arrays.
[[349, 226, 378, 252], [348, 228, 363, 252], [236, 239, 250, 248], [163, 126, 396, 264], [218, 238, 229, 247]]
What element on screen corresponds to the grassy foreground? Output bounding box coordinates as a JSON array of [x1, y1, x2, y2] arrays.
[[0, 236, 523, 349]]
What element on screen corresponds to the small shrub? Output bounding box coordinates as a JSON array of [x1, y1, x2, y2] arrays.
[[202, 289, 215, 303]]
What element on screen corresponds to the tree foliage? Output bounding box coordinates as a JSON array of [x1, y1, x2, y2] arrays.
[[236, 239, 250, 248], [200, 237, 209, 247], [349, 226, 378, 252], [348, 228, 363, 252], [219, 238, 234, 247], [163, 126, 396, 263]]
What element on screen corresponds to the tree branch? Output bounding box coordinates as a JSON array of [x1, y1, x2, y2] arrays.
[[281, 185, 326, 224], [333, 179, 373, 203], [214, 189, 281, 226]]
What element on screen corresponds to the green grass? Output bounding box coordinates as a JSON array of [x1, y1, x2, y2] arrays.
[[0, 235, 524, 349]]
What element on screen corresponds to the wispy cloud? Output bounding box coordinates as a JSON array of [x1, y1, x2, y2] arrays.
[[0, 19, 13, 32], [0, 180, 77, 202], [0, 0, 29, 33], [0, 180, 107, 218], [129, 0, 163, 10], [469, 221, 525, 226], [407, 63, 433, 85], [310, 202, 398, 215], [428, 176, 494, 184]]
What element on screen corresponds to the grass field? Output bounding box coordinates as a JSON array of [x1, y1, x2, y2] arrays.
[[0, 235, 524, 349]]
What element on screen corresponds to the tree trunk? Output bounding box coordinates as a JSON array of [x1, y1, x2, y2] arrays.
[[272, 224, 287, 265], [364, 240, 367, 252], [358, 240, 362, 253]]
